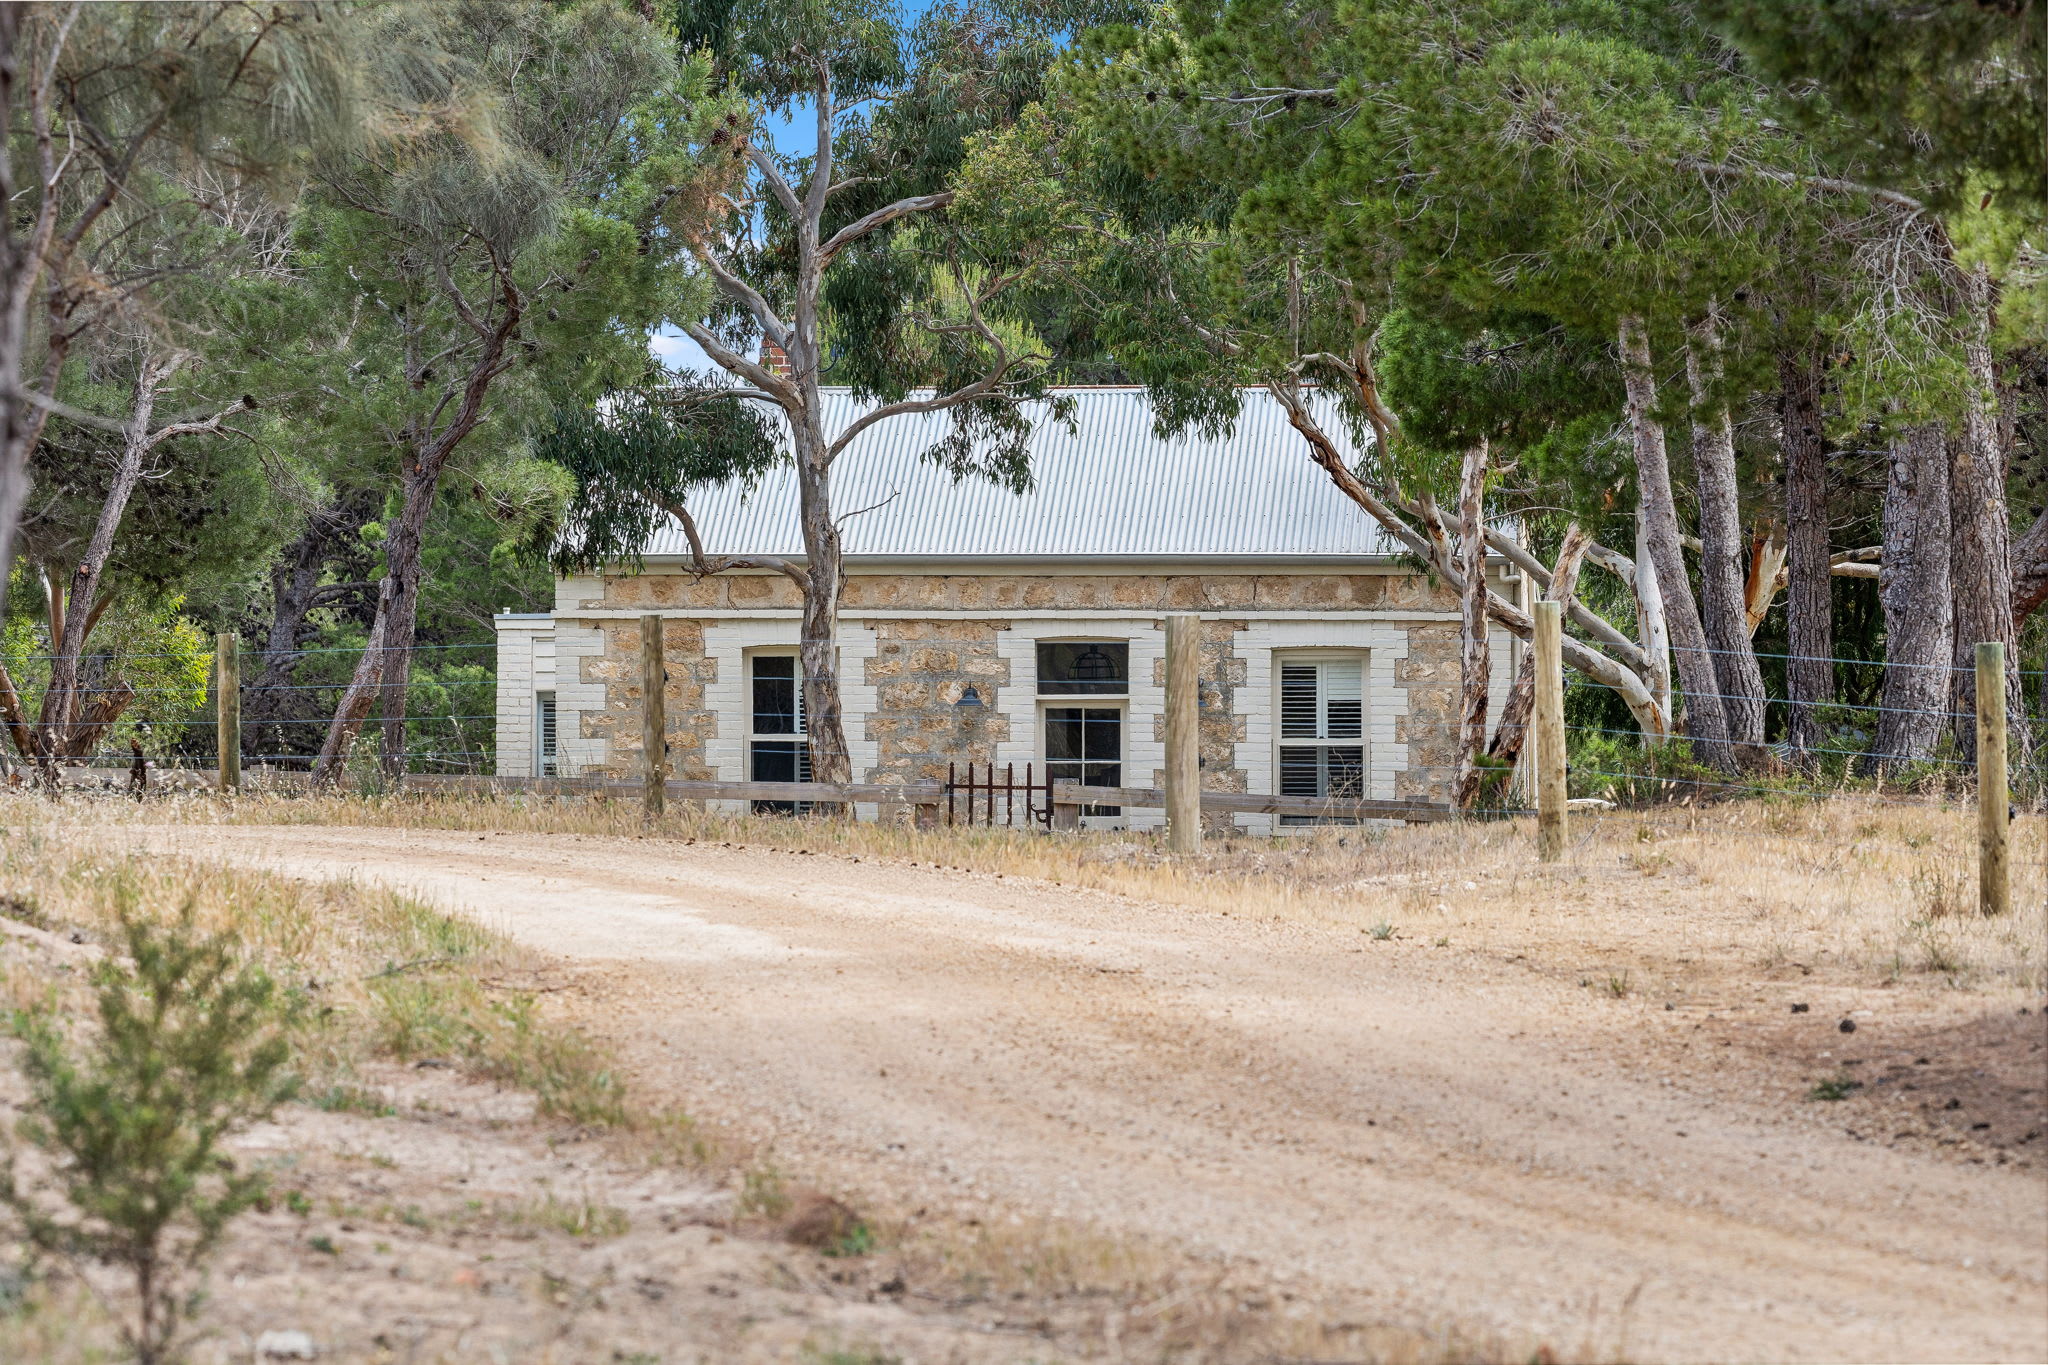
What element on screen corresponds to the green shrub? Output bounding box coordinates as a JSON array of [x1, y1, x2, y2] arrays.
[[0, 899, 298, 1365], [368, 976, 626, 1127]]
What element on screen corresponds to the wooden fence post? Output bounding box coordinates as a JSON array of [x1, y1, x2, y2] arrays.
[[1165, 614, 1202, 855], [641, 614, 667, 822], [215, 632, 240, 795], [1977, 640, 2008, 916], [1533, 601, 1565, 861]]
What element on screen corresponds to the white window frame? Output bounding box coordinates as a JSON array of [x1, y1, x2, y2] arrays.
[[534, 690, 558, 778], [1272, 651, 1368, 825], [745, 648, 810, 787], [1034, 637, 1130, 826]]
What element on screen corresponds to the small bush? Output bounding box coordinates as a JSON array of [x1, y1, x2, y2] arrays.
[[507, 1194, 629, 1239], [1808, 1076, 1862, 1102], [783, 1194, 872, 1257], [0, 898, 298, 1365], [309, 1084, 396, 1118]]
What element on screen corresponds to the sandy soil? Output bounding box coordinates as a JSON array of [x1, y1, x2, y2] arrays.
[[115, 823, 2047, 1364]]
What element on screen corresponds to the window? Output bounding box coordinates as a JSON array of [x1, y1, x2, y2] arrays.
[[748, 654, 810, 812], [535, 691, 557, 778], [1036, 640, 1127, 817], [1045, 706, 1122, 816], [1277, 658, 1365, 823], [1036, 641, 1129, 695]]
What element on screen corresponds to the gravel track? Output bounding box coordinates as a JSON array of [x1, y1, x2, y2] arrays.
[[128, 824, 2047, 1363]]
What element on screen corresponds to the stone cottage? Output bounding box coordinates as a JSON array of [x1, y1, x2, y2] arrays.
[[495, 387, 1522, 832]]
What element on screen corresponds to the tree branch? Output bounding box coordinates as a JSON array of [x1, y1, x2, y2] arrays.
[[682, 321, 796, 402], [747, 144, 802, 220], [1482, 525, 1649, 673], [653, 495, 808, 589], [139, 394, 257, 452], [822, 365, 1015, 463], [817, 190, 955, 267], [804, 58, 833, 224], [1672, 157, 1927, 213], [695, 244, 791, 351], [823, 262, 1023, 462], [1268, 380, 1666, 732]]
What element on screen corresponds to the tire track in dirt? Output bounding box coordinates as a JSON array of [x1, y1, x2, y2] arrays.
[[117, 824, 2048, 1363]]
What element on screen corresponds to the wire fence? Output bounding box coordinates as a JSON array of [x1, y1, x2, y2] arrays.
[[0, 637, 500, 779], [2, 636, 2040, 826]]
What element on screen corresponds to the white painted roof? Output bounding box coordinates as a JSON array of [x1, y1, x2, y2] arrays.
[[638, 386, 1399, 561]]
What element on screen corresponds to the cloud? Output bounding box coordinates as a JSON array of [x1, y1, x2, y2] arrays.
[[650, 326, 714, 374]]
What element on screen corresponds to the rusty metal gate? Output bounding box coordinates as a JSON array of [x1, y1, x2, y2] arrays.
[[945, 761, 1053, 828]]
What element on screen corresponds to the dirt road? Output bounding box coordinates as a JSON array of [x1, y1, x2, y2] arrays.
[[124, 824, 2045, 1363]]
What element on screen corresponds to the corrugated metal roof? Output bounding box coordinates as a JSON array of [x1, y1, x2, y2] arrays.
[[637, 387, 1400, 561]]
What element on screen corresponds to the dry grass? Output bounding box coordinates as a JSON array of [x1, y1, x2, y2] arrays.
[[38, 785, 2046, 997], [0, 815, 631, 1128]]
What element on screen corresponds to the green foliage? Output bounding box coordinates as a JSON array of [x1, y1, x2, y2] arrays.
[[0, 900, 298, 1365], [822, 1218, 876, 1258], [1, 586, 212, 758], [1807, 1075, 1861, 1103], [738, 1164, 792, 1219], [1565, 730, 1726, 806], [395, 660, 497, 772], [264, 0, 723, 731], [1705, 0, 2045, 218], [368, 976, 626, 1127], [541, 388, 783, 574]]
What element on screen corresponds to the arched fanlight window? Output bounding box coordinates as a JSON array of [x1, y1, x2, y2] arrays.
[[1036, 640, 1128, 695], [1070, 645, 1116, 681]]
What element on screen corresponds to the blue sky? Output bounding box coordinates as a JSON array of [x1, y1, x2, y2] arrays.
[[648, 98, 823, 374], [652, 0, 943, 374]]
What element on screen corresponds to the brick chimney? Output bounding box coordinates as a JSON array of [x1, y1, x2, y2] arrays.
[[760, 340, 793, 378]]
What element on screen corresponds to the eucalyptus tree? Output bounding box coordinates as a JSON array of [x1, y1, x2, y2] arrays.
[[304, 0, 721, 788], [991, 0, 1830, 772], [619, 0, 1079, 789], [0, 333, 264, 776], [959, 95, 1688, 800], [0, 2, 364, 623]]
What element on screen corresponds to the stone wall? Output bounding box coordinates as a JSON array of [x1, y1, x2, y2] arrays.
[[1147, 619, 1250, 795], [585, 569, 1455, 614], [558, 567, 1476, 809], [862, 619, 1012, 785], [1393, 621, 1461, 802], [577, 618, 719, 780]]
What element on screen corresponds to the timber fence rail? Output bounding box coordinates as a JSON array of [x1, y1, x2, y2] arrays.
[[2, 629, 2042, 915]]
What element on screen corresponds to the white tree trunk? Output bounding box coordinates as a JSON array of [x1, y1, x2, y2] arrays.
[[1685, 313, 1767, 750], [1621, 315, 1730, 765], [1453, 440, 1491, 807]]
